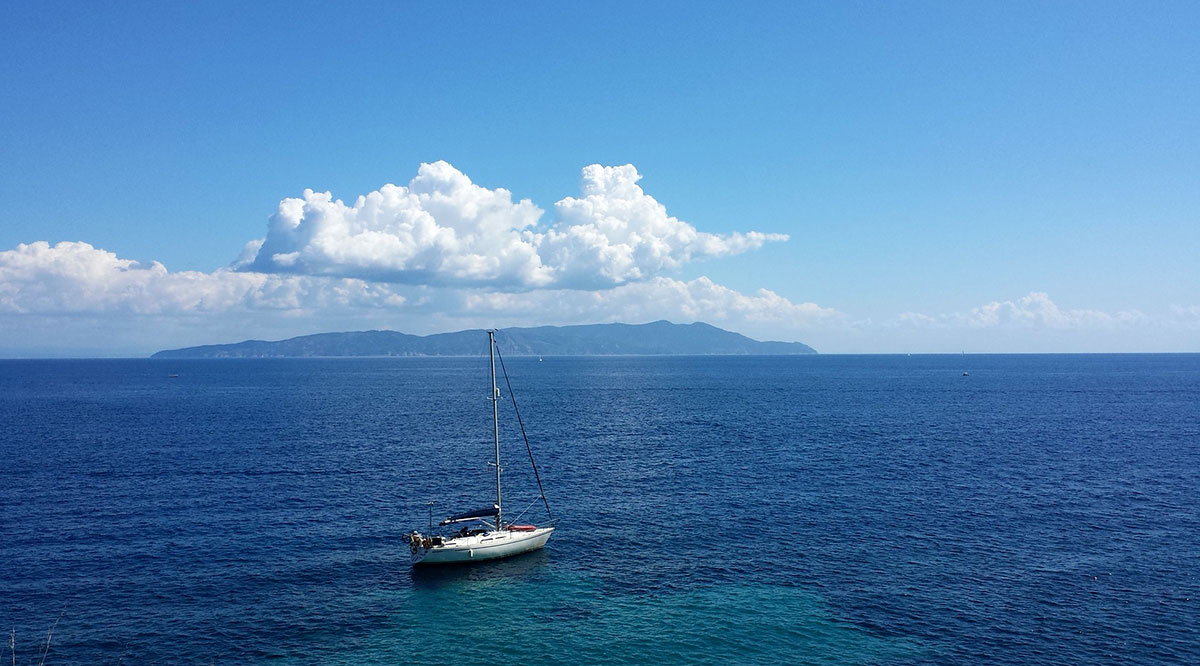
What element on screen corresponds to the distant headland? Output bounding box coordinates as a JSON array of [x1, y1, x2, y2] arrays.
[[150, 321, 816, 358]]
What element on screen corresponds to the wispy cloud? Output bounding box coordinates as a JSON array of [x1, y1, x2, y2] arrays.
[[1169, 304, 1200, 329], [448, 277, 841, 333], [0, 241, 833, 339], [0, 241, 406, 315], [896, 292, 1149, 330]]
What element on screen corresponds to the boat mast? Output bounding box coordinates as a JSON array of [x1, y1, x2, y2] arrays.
[[489, 330, 502, 531]]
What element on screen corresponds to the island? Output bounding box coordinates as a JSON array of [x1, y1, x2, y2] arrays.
[[150, 321, 816, 358]]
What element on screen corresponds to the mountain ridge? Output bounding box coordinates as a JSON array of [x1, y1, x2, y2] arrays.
[[150, 321, 817, 358]]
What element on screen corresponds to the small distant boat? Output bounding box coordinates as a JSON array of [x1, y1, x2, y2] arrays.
[[167, 374, 179, 379], [405, 330, 555, 565], [962, 371, 970, 376]]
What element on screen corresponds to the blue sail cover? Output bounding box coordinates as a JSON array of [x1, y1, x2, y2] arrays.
[[439, 505, 499, 525]]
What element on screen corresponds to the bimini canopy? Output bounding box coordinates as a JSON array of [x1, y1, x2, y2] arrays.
[[439, 505, 499, 526]]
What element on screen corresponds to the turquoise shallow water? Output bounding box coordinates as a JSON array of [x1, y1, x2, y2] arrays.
[[2, 354, 1198, 664], [309, 564, 925, 665]]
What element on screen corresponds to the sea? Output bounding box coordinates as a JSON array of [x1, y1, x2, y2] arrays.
[[1, 354, 1197, 665]]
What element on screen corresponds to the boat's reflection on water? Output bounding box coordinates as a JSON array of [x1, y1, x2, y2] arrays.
[[408, 547, 552, 591]]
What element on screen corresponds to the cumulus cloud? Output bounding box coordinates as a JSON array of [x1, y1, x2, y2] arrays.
[[239, 161, 787, 289], [540, 165, 788, 287], [0, 163, 821, 354], [0, 241, 405, 315], [896, 292, 1147, 329], [242, 161, 549, 287]]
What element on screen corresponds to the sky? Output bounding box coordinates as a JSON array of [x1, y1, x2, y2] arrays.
[[1, 1, 1197, 356]]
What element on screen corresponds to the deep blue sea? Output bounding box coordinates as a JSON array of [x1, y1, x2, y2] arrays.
[[2, 354, 1198, 665]]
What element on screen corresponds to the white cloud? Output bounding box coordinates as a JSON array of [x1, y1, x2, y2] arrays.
[[896, 292, 1148, 330], [1170, 304, 1200, 329], [0, 241, 405, 315], [240, 161, 786, 289], [541, 164, 788, 287], [242, 161, 549, 287], [449, 276, 840, 334], [896, 311, 938, 326]]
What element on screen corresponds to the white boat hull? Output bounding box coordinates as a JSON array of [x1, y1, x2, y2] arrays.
[[411, 527, 554, 565]]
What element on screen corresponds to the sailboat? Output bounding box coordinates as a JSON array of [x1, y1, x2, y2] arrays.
[[405, 330, 555, 565]]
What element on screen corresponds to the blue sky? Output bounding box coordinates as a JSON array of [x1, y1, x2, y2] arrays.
[[1, 1, 1196, 355]]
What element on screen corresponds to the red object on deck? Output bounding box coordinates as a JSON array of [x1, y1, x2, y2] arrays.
[[509, 524, 537, 531]]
